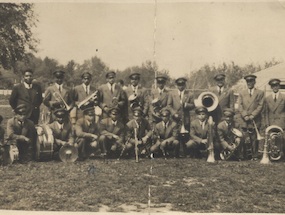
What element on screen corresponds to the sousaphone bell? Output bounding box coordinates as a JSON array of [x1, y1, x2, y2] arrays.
[[59, 144, 78, 163], [194, 92, 219, 112]]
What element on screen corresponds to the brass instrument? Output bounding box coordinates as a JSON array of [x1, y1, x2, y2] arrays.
[[134, 127, 139, 163], [53, 92, 72, 111], [59, 144, 78, 163], [261, 125, 284, 164], [77, 91, 98, 109], [179, 101, 189, 135], [112, 96, 119, 107], [220, 128, 243, 161], [207, 116, 215, 163], [194, 92, 219, 112], [129, 94, 141, 109], [252, 119, 264, 141], [151, 98, 162, 123]]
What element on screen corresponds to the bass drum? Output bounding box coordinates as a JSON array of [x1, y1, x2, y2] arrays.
[[36, 125, 54, 161]]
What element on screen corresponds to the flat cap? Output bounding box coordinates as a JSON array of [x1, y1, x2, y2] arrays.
[[214, 73, 225, 81], [160, 108, 171, 117], [109, 107, 119, 115], [244, 74, 257, 81], [156, 75, 167, 83], [81, 72, 92, 79], [53, 70, 65, 78], [14, 104, 27, 115], [133, 107, 143, 117], [195, 106, 208, 114], [223, 108, 235, 117], [54, 108, 68, 118], [268, 78, 281, 86], [175, 77, 187, 85], [106, 71, 116, 78]]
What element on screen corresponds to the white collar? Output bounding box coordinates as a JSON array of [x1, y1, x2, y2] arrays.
[[56, 121, 64, 129], [272, 92, 280, 98], [248, 88, 255, 94], [217, 86, 224, 92], [24, 82, 32, 89], [55, 83, 63, 89]]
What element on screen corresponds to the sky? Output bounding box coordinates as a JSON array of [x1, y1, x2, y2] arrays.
[[33, 1, 285, 78]]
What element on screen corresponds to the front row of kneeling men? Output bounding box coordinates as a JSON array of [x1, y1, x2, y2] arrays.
[[2, 100, 246, 164]]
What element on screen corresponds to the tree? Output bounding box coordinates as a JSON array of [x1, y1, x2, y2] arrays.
[[0, 3, 38, 70]]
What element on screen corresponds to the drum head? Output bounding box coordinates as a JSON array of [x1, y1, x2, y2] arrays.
[[59, 145, 78, 163]]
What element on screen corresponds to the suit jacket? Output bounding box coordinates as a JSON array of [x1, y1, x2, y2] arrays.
[[264, 93, 285, 129], [48, 121, 74, 145], [99, 118, 125, 141], [217, 120, 237, 149], [74, 118, 99, 139], [125, 85, 149, 119], [154, 120, 178, 141], [238, 88, 264, 128], [70, 84, 97, 119], [6, 117, 37, 144], [209, 86, 235, 123], [9, 83, 43, 124], [190, 119, 215, 144], [126, 118, 152, 140], [43, 84, 73, 110], [167, 89, 195, 127]]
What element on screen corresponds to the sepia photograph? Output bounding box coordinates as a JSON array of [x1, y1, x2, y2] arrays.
[[1, 0, 285, 214]]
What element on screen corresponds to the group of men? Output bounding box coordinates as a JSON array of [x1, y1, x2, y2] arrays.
[[2, 67, 285, 164]]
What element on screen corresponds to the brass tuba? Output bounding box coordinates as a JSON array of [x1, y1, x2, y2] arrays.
[[261, 125, 284, 163], [128, 94, 141, 109], [194, 92, 219, 112]]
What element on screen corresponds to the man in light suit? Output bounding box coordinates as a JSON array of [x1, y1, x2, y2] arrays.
[[150, 108, 179, 158], [149, 75, 169, 124], [43, 70, 73, 123], [209, 74, 235, 124], [99, 107, 125, 157], [9, 69, 43, 125], [264, 79, 285, 129], [98, 71, 127, 121], [125, 72, 150, 121], [70, 72, 98, 124], [239, 74, 264, 160]]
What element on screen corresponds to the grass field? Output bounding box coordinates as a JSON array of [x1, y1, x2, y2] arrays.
[[1, 103, 285, 213]]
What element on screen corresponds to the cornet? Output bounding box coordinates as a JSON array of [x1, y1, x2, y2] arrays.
[[77, 91, 98, 109], [53, 92, 72, 111]]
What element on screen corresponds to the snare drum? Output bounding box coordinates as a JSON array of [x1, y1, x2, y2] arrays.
[[36, 125, 54, 160]]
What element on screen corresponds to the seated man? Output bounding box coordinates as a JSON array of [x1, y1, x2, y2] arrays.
[[185, 106, 216, 158], [99, 107, 125, 157], [150, 108, 179, 158], [74, 106, 99, 160], [124, 107, 152, 157], [48, 108, 75, 159], [6, 104, 37, 163], [217, 108, 242, 161]]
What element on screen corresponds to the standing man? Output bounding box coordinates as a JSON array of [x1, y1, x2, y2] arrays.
[[98, 71, 127, 121], [6, 104, 37, 163], [149, 75, 169, 124], [43, 70, 73, 123], [264, 79, 285, 129], [125, 72, 149, 121], [99, 107, 125, 157], [209, 73, 235, 124], [9, 69, 43, 125], [70, 72, 98, 125], [239, 74, 264, 160]]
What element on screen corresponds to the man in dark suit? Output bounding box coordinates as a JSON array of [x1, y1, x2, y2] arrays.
[[125, 72, 149, 120], [99, 107, 125, 157], [71, 72, 99, 124], [264, 79, 285, 129], [6, 104, 37, 163], [149, 75, 169, 124], [9, 69, 43, 125], [43, 70, 73, 123], [48, 108, 74, 159], [239, 74, 264, 160], [98, 71, 127, 121], [74, 106, 99, 160], [217, 108, 242, 160], [150, 108, 179, 158], [185, 106, 216, 158], [209, 74, 235, 124]]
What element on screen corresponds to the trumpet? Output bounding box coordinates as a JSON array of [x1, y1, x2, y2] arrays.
[[53, 92, 72, 111], [77, 91, 98, 109]]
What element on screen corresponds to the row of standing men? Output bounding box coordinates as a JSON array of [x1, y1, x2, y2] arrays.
[[5, 68, 285, 163]]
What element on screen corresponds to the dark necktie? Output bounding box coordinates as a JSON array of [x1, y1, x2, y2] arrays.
[[86, 86, 89, 95], [59, 86, 62, 93], [218, 87, 222, 96], [110, 84, 113, 94], [249, 89, 252, 97], [274, 94, 277, 102]]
